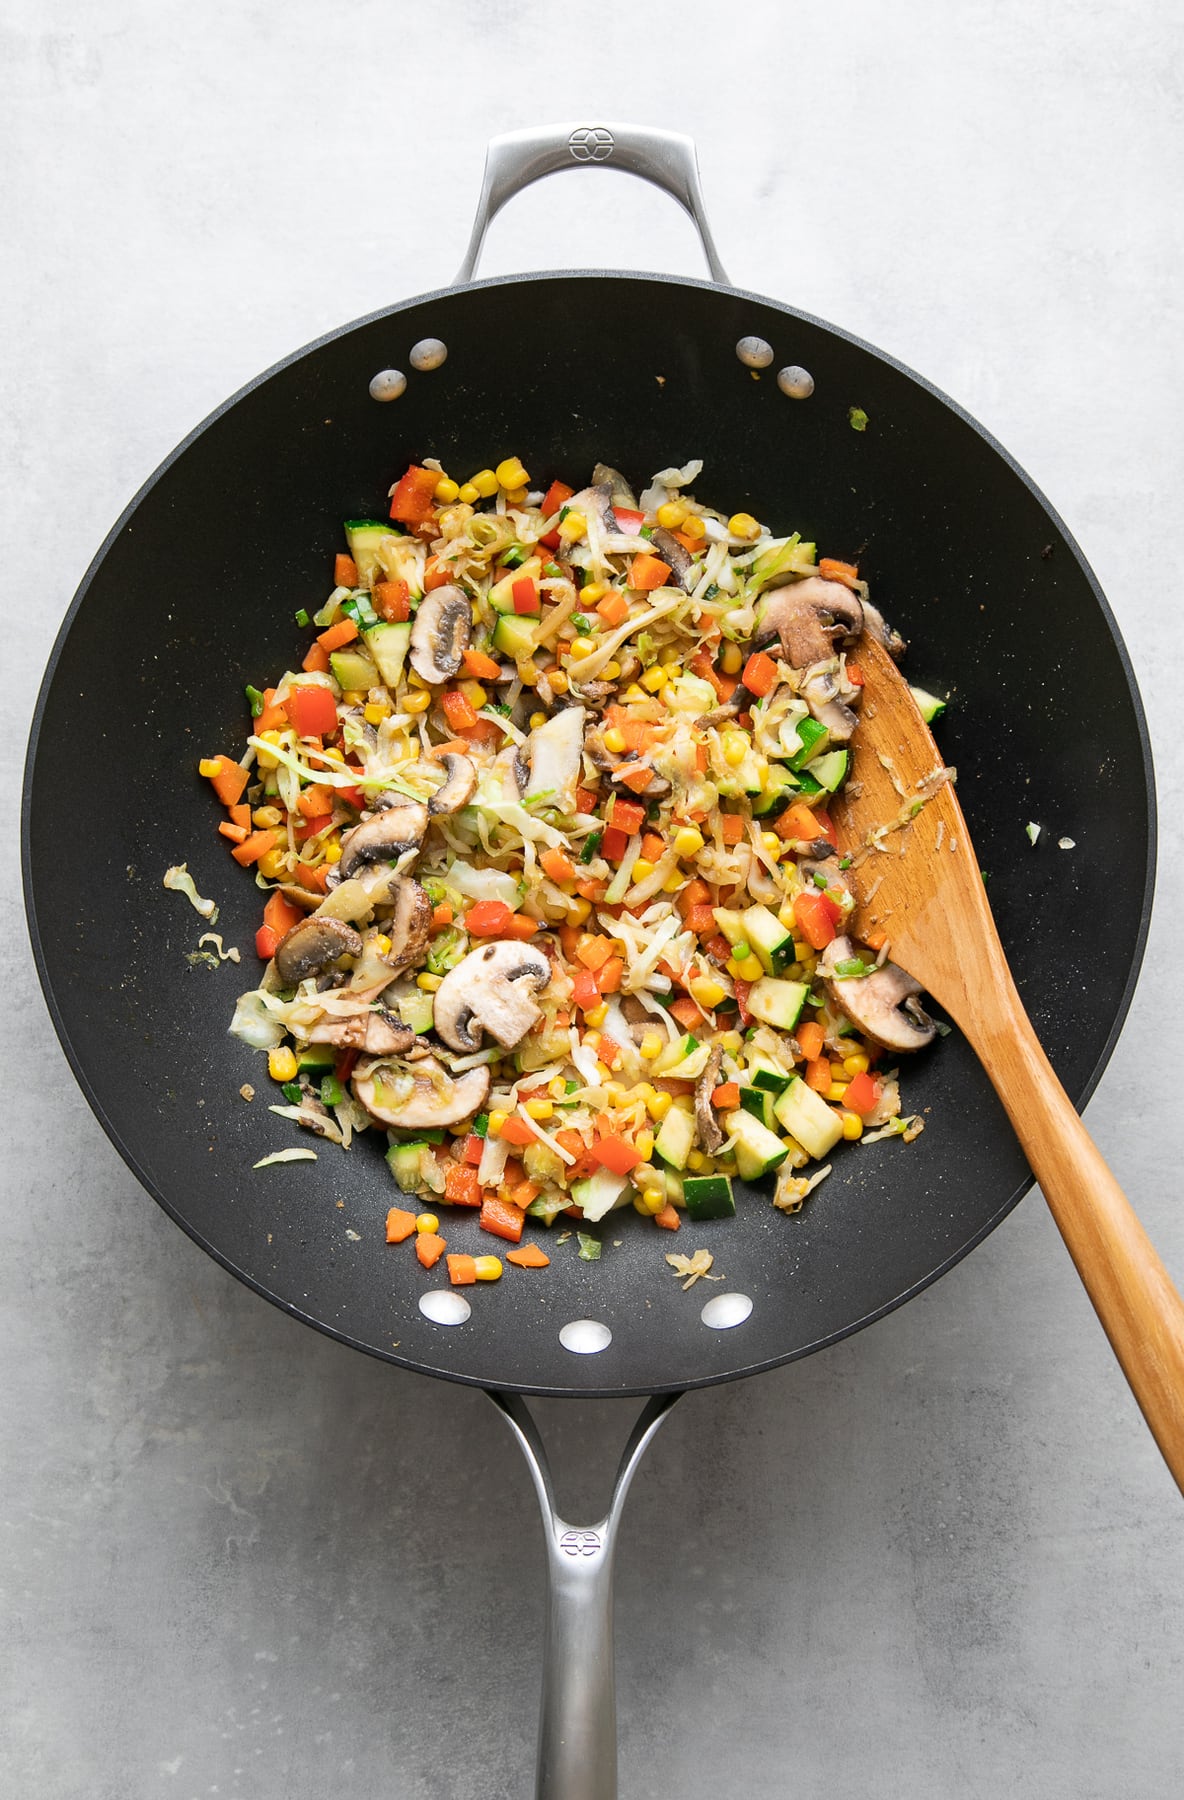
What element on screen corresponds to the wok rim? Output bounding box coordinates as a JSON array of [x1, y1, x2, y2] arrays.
[[21, 268, 1158, 1398]]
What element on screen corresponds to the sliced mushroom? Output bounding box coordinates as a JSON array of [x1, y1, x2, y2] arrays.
[[433, 940, 551, 1052], [801, 662, 860, 745], [409, 583, 471, 684], [591, 463, 638, 510], [756, 576, 864, 668], [428, 752, 476, 817], [352, 1055, 491, 1129], [346, 878, 433, 999], [695, 1045, 725, 1153], [524, 704, 586, 814], [609, 757, 670, 799], [817, 935, 937, 1053], [274, 916, 362, 985], [307, 1009, 418, 1055], [649, 525, 697, 592], [569, 482, 619, 535], [860, 598, 906, 660], [336, 803, 428, 881], [620, 994, 653, 1047]]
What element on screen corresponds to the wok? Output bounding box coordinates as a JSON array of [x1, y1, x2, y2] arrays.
[[22, 124, 1155, 1797]]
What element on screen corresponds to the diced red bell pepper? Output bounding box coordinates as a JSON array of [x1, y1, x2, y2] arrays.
[[845, 660, 864, 687], [588, 1135, 643, 1175], [571, 968, 602, 1011], [444, 1163, 483, 1207], [374, 578, 410, 622], [733, 977, 753, 1025], [462, 1134, 485, 1165], [793, 889, 842, 950], [334, 1048, 359, 1084], [609, 798, 646, 837], [512, 576, 540, 614], [497, 1114, 537, 1147], [600, 825, 630, 862], [812, 808, 838, 849], [539, 479, 574, 548], [295, 811, 334, 843], [479, 1195, 526, 1243], [389, 464, 439, 526], [262, 892, 304, 939], [842, 1071, 882, 1116], [255, 924, 279, 960], [442, 689, 480, 731], [465, 900, 514, 936], [613, 507, 646, 534], [338, 783, 366, 811], [285, 684, 337, 738], [741, 651, 778, 697]]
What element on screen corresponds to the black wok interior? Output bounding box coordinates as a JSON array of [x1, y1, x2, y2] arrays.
[[23, 273, 1154, 1396]]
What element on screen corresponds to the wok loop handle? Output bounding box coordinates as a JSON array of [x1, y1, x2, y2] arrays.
[[455, 122, 730, 285], [488, 1389, 681, 1800]]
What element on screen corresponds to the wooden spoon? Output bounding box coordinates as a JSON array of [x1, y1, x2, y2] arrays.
[[831, 631, 1184, 1494]]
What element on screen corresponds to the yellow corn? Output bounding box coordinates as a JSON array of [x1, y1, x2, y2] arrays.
[[680, 514, 706, 540], [504, 486, 528, 505], [841, 1112, 864, 1141], [257, 849, 287, 879], [341, 689, 366, 707], [584, 1001, 610, 1029], [623, 683, 648, 702], [568, 638, 596, 663], [198, 757, 222, 778], [495, 456, 529, 490], [843, 1054, 870, 1075], [530, 711, 548, 730], [722, 731, 748, 766], [524, 1097, 554, 1121], [656, 500, 686, 529], [470, 468, 499, 498], [673, 826, 705, 858], [558, 511, 587, 542], [268, 1046, 298, 1083], [550, 670, 569, 694], [720, 642, 744, 675], [729, 953, 764, 982], [639, 1029, 664, 1061], [686, 1149, 707, 1172], [403, 689, 432, 714], [825, 1082, 849, 1104], [602, 660, 621, 680], [580, 581, 607, 604], [634, 1194, 653, 1215], [632, 858, 656, 882], [457, 482, 480, 505], [603, 726, 627, 753], [640, 1187, 666, 1214], [761, 831, 782, 857], [547, 1075, 568, 1100], [728, 511, 761, 540], [252, 805, 283, 829], [254, 729, 285, 770], [474, 1255, 503, 1281], [645, 1090, 672, 1122], [416, 971, 442, 991], [567, 895, 592, 923], [487, 1109, 509, 1139], [407, 669, 429, 689], [516, 660, 540, 686], [690, 976, 727, 1009], [363, 701, 390, 726], [433, 476, 459, 504], [593, 1061, 613, 1082], [323, 840, 342, 864], [635, 1128, 655, 1161], [582, 1030, 601, 1051], [662, 871, 684, 893], [717, 1029, 744, 1053], [640, 664, 668, 693], [373, 934, 392, 957], [416, 1212, 440, 1234], [459, 681, 485, 711], [793, 941, 811, 962]]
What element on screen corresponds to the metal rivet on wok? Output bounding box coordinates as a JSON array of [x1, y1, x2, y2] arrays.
[[419, 1290, 471, 1325], [700, 1291, 754, 1330], [409, 337, 448, 371], [777, 365, 815, 399], [559, 1318, 612, 1355], [735, 335, 774, 369], [369, 368, 407, 401]]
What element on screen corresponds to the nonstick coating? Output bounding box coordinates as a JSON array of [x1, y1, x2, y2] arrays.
[[23, 273, 1154, 1397]]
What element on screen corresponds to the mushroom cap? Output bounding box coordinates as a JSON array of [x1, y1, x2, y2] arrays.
[[336, 803, 428, 881], [409, 584, 471, 684], [756, 576, 865, 669], [432, 940, 551, 1052], [427, 752, 477, 817], [273, 915, 363, 985], [352, 1056, 490, 1129], [817, 936, 937, 1053]]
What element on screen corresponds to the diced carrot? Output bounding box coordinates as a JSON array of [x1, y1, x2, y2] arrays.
[[845, 660, 864, 687], [818, 557, 860, 589], [677, 879, 711, 916], [712, 1082, 741, 1110], [442, 689, 480, 731], [684, 904, 717, 936], [654, 1204, 681, 1231], [640, 832, 666, 862], [508, 1180, 540, 1208], [589, 1134, 642, 1175], [255, 924, 279, 960], [295, 785, 332, 819], [576, 935, 614, 971], [598, 957, 625, 994], [611, 798, 647, 837], [571, 968, 602, 1011], [431, 902, 454, 932], [219, 821, 249, 843], [463, 647, 503, 681], [505, 913, 542, 939], [863, 929, 887, 951], [444, 1163, 482, 1207], [540, 848, 576, 884], [616, 762, 656, 794], [628, 552, 672, 590], [317, 618, 359, 652], [256, 691, 289, 732], [203, 755, 250, 808], [598, 1036, 622, 1068], [335, 553, 359, 587], [506, 1243, 551, 1268], [416, 1233, 447, 1269], [374, 579, 410, 622], [776, 801, 825, 844], [741, 651, 778, 697], [796, 1020, 825, 1062], [294, 862, 329, 894], [424, 556, 453, 591], [669, 997, 701, 1030], [805, 1058, 833, 1093], [229, 802, 252, 828], [480, 1195, 526, 1243], [719, 813, 745, 846], [231, 829, 279, 867], [497, 1114, 537, 1147], [596, 590, 630, 627], [695, 743, 709, 773], [457, 717, 503, 745], [573, 877, 608, 901], [385, 1207, 418, 1244], [302, 640, 331, 674], [447, 1254, 477, 1286], [263, 891, 304, 938], [575, 786, 600, 814]]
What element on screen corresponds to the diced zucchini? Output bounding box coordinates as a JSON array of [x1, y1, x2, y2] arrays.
[[773, 1077, 843, 1160], [386, 1140, 429, 1193], [711, 908, 749, 948], [296, 1043, 336, 1074], [752, 764, 799, 816], [492, 613, 538, 660], [395, 987, 434, 1034], [739, 1086, 778, 1131], [682, 1175, 737, 1221], [741, 904, 796, 976], [345, 520, 397, 583], [654, 1104, 696, 1170], [745, 977, 810, 1032], [723, 1109, 789, 1181], [329, 648, 378, 692], [716, 747, 766, 797], [749, 1055, 793, 1096], [489, 555, 541, 613], [808, 749, 848, 792], [788, 716, 829, 769], [571, 1168, 630, 1223], [910, 686, 947, 723], [367, 621, 411, 688], [651, 1033, 713, 1079]]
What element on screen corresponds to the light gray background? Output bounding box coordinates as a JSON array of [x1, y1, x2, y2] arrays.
[[5, 3, 1183, 1796]]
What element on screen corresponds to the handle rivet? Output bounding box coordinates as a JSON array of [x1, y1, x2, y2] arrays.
[[369, 368, 407, 402], [736, 335, 774, 368], [410, 338, 448, 372], [777, 365, 815, 399]]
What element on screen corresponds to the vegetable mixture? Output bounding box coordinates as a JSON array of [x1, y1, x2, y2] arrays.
[[206, 455, 935, 1283]]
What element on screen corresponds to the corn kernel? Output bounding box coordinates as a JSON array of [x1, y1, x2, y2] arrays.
[[602, 660, 622, 680], [733, 953, 764, 982], [433, 476, 459, 504], [640, 664, 669, 693], [416, 1212, 440, 1234], [634, 1193, 652, 1214], [717, 1030, 744, 1053], [558, 511, 587, 541], [487, 1109, 509, 1138], [416, 971, 442, 991], [403, 689, 432, 714], [579, 581, 607, 604], [471, 468, 499, 498], [622, 683, 648, 702], [568, 636, 596, 662], [319, 745, 347, 764], [689, 976, 726, 1009], [567, 895, 592, 923], [793, 941, 811, 962], [680, 514, 706, 540], [841, 1112, 864, 1141], [363, 701, 390, 726], [673, 826, 705, 858], [474, 1255, 503, 1281], [323, 841, 342, 864], [635, 1128, 655, 1161], [825, 1082, 849, 1104], [549, 669, 569, 695], [254, 729, 285, 770], [656, 500, 686, 529], [723, 731, 748, 766], [686, 1149, 707, 1172], [458, 682, 486, 712], [592, 1061, 612, 1082], [457, 482, 480, 505], [603, 726, 627, 754], [640, 1187, 666, 1214], [252, 805, 283, 828], [728, 511, 761, 540], [761, 831, 782, 856], [662, 871, 684, 893], [720, 642, 744, 675], [495, 456, 530, 490], [584, 1001, 610, 1029], [373, 934, 392, 957], [198, 757, 222, 778], [639, 1029, 664, 1061], [257, 849, 287, 879], [582, 1030, 601, 1050], [268, 1046, 298, 1083], [843, 1054, 870, 1076], [632, 858, 656, 882], [505, 486, 528, 505], [341, 689, 366, 707], [524, 1097, 554, 1121], [517, 660, 540, 686], [645, 1090, 673, 1122], [530, 711, 548, 730], [547, 1075, 568, 1100]]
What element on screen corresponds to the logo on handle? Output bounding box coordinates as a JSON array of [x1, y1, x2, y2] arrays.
[[568, 127, 614, 164], [559, 1528, 602, 1556]]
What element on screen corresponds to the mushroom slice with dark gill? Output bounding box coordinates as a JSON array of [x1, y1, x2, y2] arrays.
[[591, 463, 638, 510], [568, 482, 620, 535], [695, 1045, 725, 1153], [306, 1009, 418, 1055], [648, 525, 696, 592], [427, 752, 476, 817], [817, 936, 937, 1054], [334, 803, 428, 882], [409, 583, 470, 684], [756, 576, 864, 668], [352, 1055, 491, 1129], [432, 940, 551, 1053], [345, 878, 433, 1001], [801, 662, 859, 745], [273, 916, 363, 986]]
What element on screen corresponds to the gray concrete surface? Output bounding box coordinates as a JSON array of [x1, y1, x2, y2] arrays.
[[5, 2, 1184, 1795]]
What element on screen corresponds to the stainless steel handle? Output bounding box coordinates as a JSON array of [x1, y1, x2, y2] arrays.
[[489, 1390, 682, 1800], [455, 122, 730, 285]]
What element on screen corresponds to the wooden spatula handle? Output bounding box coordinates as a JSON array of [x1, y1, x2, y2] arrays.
[[973, 1006, 1184, 1494]]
